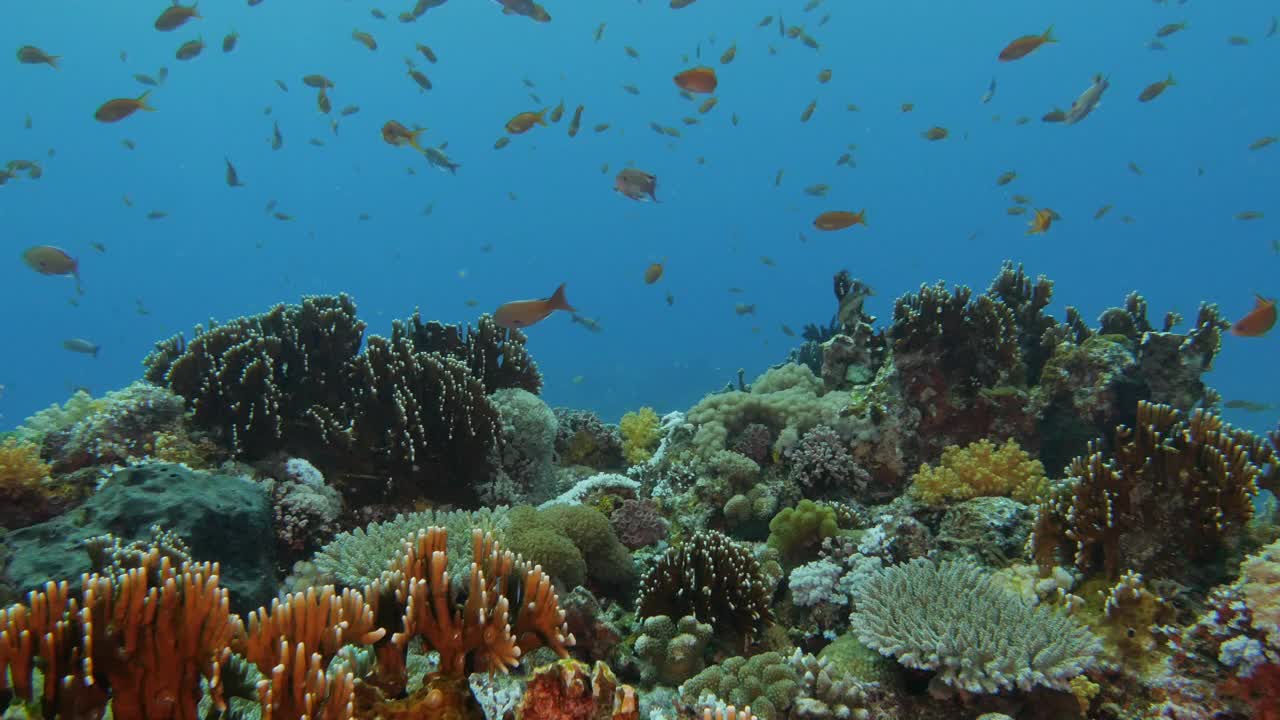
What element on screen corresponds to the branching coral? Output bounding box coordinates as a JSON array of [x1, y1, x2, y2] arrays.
[[0, 550, 242, 719], [908, 438, 1048, 507], [785, 425, 868, 499], [638, 531, 772, 641], [849, 558, 1101, 694], [1031, 401, 1263, 585]]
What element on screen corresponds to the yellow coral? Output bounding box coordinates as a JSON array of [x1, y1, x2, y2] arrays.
[[620, 407, 661, 465], [1069, 675, 1100, 714], [0, 438, 51, 490], [908, 438, 1048, 506]]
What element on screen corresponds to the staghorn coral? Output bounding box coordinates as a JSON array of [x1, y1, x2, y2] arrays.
[[908, 438, 1049, 507], [638, 530, 773, 641], [849, 558, 1101, 694], [620, 407, 662, 465], [1031, 401, 1263, 585]]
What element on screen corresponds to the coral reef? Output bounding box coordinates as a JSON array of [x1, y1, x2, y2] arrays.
[[515, 659, 639, 720], [638, 531, 773, 642], [907, 438, 1048, 507], [766, 500, 839, 568], [849, 558, 1101, 694], [1031, 401, 1263, 586], [144, 296, 540, 506], [634, 614, 713, 686], [620, 407, 662, 465], [487, 388, 560, 505], [506, 504, 636, 594], [555, 408, 625, 470], [610, 498, 669, 550], [0, 437, 62, 530], [785, 425, 869, 500]]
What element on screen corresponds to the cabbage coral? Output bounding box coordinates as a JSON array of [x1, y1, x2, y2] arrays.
[[908, 438, 1049, 507]]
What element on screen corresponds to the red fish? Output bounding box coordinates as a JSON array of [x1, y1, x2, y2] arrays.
[[22, 245, 83, 294], [494, 283, 575, 328], [673, 66, 717, 94], [1231, 295, 1277, 337], [999, 25, 1056, 61]]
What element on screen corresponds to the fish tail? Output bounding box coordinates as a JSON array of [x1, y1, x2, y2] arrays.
[[192, 2, 201, 18], [136, 90, 156, 111], [1042, 24, 1056, 43], [1165, 72, 1176, 86], [856, 209, 868, 226], [536, 108, 549, 126], [73, 269, 84, 296], [549, 283, 575, 313], [46, 55, 60, 70]]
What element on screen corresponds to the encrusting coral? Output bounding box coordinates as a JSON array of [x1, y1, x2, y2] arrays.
[[1031, 400, 1263, 585], [908, 438, 1049, 507], [849, 558, 1101, 694]]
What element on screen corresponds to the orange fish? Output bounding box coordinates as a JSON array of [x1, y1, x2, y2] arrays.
[[615, 168, 658, 202], [1026, 208, 1054, 235], [22, 245, 83, 294], [382, 120, 425, 151], [1231, 295, 1277, 337], [94, 91, 155, 122], [644, 262, 664, 284], [505, 109, 548, 134], [494, 283, 575, 329], [998, 25, 1056, 61], [674, 66, 717, 94], [813, 210, 866, 231]]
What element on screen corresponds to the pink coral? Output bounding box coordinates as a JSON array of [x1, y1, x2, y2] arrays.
[[785, 425, 869, 499]]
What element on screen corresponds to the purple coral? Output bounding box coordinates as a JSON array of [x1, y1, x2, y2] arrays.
[[610, 498, 669, 549], [785, 425, 869, 499], [730, 423, 774, 465]]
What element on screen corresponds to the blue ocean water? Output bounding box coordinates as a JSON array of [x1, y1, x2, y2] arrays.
[[2, 0, 1276, 432]]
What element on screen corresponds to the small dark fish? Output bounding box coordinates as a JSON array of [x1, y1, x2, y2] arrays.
[[273, 212, 294, 221], [1224, 399, 1276, 412], [62, 338, 100, 358], [225, 157, 244, 187], [175, 38, 205, 61], [981, 77, 996, 103], [147, 210, 168, 220], [275, 79, 288, 92], [222, 31, 239, 53], [341, 105, 360, 116], [271, 121, 283, 150], [134, 73, 159, 86]]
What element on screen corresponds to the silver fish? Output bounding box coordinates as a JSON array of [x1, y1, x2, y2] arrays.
[[62, 338, 100, 357], [1063, 73, 1109, 125], [423, 146, 461, 175], [981, 77, 996, 104]]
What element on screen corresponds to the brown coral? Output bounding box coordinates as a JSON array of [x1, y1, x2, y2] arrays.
[[1032, 401, 1263, 586], [637, 531, 772, 642]]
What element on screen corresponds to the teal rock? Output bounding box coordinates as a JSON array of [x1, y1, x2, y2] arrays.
[[935, 496, 1032, 567], [0, 463, 275, 613]]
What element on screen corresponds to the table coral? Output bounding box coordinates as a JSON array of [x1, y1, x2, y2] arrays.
[[908, 438, 1048, 507], [849, 558, 1101, 694]]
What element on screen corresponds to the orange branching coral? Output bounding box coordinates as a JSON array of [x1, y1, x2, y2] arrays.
[[1032, 401, 1262, 584], [240, 586, 386, 720], [390, 528, 574, 678], [515, 659, 639, 720], [0, 550, 242, 720], [908, 438, 1049, 506]]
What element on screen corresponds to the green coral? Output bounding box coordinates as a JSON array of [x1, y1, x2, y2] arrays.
[[506, 504, 636, 593], [850, 558, 1101, 694], [678, 651, 799, 720], [633, 615, 713, 686], [620, 406, 661, 464], [313, 507, 507, 588], [817, 634, 897, 686], [767, 500, 839, 567]]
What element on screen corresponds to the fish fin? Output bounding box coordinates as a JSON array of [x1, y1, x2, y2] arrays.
[[136, 90, 156, 111], [1165, 72, 1176, 86], [537, 108, 549, 126], [1042, 24, 1056, 43], [47, 55, 60, 70], [192, 3, 201, 18], [549, 283, 575, 313], [856, 209, 868, 226]]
